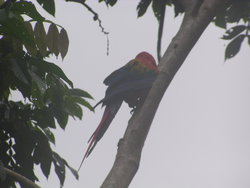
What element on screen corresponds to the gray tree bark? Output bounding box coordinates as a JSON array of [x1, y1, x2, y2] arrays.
[[3, 167, 41, 188], [101, 0, 229, 187]]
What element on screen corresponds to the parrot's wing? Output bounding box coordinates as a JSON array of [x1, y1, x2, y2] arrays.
[[94, 76, 156, 108], [100, 59, 158, 106], [103, 60, 134, 86], [104, 76, 156, 102]]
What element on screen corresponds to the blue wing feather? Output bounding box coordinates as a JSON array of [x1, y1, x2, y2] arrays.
[[104, 63, 131, 86], [95, 59, 158, 108]]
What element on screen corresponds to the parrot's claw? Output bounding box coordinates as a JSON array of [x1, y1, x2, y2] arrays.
[[130, 107, 136, 114]]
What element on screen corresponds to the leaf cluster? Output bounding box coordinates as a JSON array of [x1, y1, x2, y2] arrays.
[[137, 0, 184, 20], [0, 0, 93, 187], [213, 0, 250, 60], [99, 0, 117, 7], [135, 0, 250, 61]]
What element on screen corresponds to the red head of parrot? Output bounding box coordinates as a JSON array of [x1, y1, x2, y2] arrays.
[[135, 51, 158, 72]]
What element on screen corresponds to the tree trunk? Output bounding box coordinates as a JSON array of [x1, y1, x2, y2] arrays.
[[101, 0, 229, 187]]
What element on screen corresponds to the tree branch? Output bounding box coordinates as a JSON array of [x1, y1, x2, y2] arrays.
[[66, 0, 109, 35], [66, 0, 110, 55], [177, 0, 200, 12], [157, 4, 165, 62], [101, 0, 229, 187], [4, 167, 41, 188]]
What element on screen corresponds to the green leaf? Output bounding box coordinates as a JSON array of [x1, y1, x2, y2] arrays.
[[24, 22, 37, 56], [71, 96, 94, 112], [69, 88, 93, 99], [152, 0, 166, 21], [43, 128, 55, 144], [10, 59, 29, 85], [41, 156, 52, 179], [137, 0, 152, 17], [52, 152, 66, 186], [36, 0, 55, 16], [29, 70, 46, 94], [54, 108, 68, 129], [248, 35, 250, 46], [226, 2, 250, 23], [107, 0, 117, 6], [45, 62, 73, 88], [45, 85, 69, 129], [34, 22, 47, 56], [30, 59, 73, 88], [40, 148, 52, 178], [64, 96, 83, 119], [0, 17, 36, 48], [47, 23, 60, 57], [0, 9, 8, 22], [52, 152, 78, 182], [65, 164, 79, 180], [11, 1, 45, 22], [33, 108, 56, 128], [58, 28, 69, 60], [222, 25, 246, 40], [99, 0, 117, 6], [214, 11, 227, 28], [43, 87, 53, 105], [33, 131, 52, 178], [0, 0, 4, 6], [2, 35, 23, 56], [172, 1, 184, 17], [225, 34, 245, 60], [31, 80, 44, 108]]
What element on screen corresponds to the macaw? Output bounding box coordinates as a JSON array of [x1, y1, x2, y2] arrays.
[[78, 52, 159, 170]]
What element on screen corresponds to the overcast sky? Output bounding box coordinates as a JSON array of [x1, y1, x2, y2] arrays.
[[32, 1, 250, 188]]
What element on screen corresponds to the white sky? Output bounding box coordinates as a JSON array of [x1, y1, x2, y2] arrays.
[[32, 1, 250, 188]]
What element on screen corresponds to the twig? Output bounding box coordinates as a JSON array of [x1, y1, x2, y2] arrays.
[[157, 5, 166, 62], [66, 0, 110, 55], [4, 167, 41, 188]]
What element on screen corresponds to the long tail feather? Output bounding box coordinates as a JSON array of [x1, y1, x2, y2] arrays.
[[78, 100, 122, 171]]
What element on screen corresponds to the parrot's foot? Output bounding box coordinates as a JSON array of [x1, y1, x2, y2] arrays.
[[130, 107, 136, 114]]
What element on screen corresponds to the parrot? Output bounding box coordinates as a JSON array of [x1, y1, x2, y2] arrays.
[[78, 51, 159, 171]]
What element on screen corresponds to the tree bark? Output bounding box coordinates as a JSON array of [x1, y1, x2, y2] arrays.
[[101, 0, 229, 187], [3, 167, 41, 188]]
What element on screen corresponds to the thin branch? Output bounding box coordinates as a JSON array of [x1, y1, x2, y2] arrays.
[[177, 0, 199, 11], [4, 167, 41, 188], [66, 0, 110, 55], [157, 5, 166, 62]]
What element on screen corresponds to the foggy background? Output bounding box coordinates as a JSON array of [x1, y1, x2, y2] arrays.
[[31, 1, 250, 187]]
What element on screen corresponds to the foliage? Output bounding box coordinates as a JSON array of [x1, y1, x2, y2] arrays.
[[99, 0, 118, 7], [0, 0, 93, 187], [214, 1, 250, 60], [135, 0, 250, 61]]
